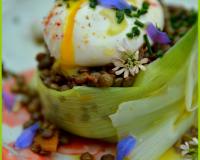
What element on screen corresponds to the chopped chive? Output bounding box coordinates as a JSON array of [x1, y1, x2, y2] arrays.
[[142, 1, 150, 10], [132, 26, 140, 37], [126, 32, 134, 39], [134, 20, 144, 28], [137, 8, 148, 15], [116, 10, 125, 24], [124, 9, 132, 17], [143, 34, 153, 55], [131, 5, 138, 11], [89, 0, 98, 9], [133, 1, 150, 18]]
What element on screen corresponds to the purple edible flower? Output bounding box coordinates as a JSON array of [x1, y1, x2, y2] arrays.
[[2, 90, 15, 111], [146, 23, 171, 44], [15, 123, 39, 149], [97, 0, 131, 10], [116, 135, 137, 160]]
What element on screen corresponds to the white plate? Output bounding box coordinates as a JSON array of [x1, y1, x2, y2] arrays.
[[2, 0, 198, 72]]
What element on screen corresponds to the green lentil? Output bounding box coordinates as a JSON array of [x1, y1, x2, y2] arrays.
[[113, 78, 123, 87], [122, 76, 135, 87], [80, 152, 94, 160], [101, 154, 115, 160], [98, 73, 114, 87]]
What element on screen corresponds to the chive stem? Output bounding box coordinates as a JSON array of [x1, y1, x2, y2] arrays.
[[134, 20, 144, 28], [143, 34, 153, 55]]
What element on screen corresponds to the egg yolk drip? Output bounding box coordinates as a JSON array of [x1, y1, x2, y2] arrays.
[[60, 0, 85, 69]]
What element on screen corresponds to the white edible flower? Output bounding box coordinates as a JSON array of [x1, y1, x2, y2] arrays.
[[180, 142, 190, 156], [180, 137, 198, 160], [189, 137, 198, 146], [113, 40, 148, 78]]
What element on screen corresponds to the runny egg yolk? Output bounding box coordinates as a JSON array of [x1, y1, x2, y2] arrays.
[[60, 0, 86, 69]]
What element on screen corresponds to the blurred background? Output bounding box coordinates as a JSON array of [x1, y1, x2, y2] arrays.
[[2, 0, 198, 73]]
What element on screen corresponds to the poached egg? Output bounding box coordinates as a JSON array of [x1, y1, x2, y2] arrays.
[[43, 0, 164, 70]]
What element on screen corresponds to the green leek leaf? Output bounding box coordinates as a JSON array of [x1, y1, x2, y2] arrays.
[[36, 23, 197, 154]]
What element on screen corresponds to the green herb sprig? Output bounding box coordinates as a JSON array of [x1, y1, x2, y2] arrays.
[[133, 2, 150, 18], [134, 20, 144, 28], [89, 0, 98, 9], [115, 5, 138, 24], [116, 10, 125, 24], [143, 34, 153, 55], [126, 26, 140, 39]]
